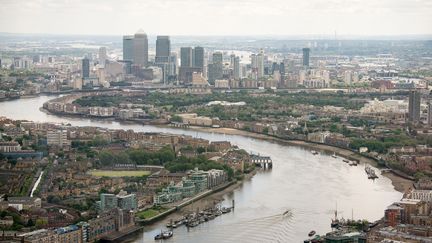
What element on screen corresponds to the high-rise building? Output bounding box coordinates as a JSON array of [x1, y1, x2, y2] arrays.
[[256, 51, 264, 79], [233, 56, 241, 80], [168, 52, 177, 77], [302, 48, 310, 67], [122, 35, 134, 62], [99, 47, 107, 67], [193, 46, 204, 72], [100, 191, 137, 212], [82, 57, 90, 78], [428, 99, 432, 127], [208, 52, 223, 84], [180, 47, 193, 67], [408, 90, 421, 123], [133, 30, 148, 66], [212, 52, 223, 65], [155, 36, 170, 64], [100, 194, 118, 211], [230, 54, 236, 68], [117, 193, 137, 211]]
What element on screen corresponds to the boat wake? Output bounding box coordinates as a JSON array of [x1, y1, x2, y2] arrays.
[[182, 210, 295, 243]]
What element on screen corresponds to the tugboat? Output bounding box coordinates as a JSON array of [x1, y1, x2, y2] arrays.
[[154, 230, 173, 240], [308, 230, 316, 237]]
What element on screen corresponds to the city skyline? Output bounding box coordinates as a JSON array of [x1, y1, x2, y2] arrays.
[[1, 0, 431, 36]]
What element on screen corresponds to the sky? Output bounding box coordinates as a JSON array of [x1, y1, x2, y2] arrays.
[[0, 0, 431, 36]]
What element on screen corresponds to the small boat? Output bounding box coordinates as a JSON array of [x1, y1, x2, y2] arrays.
[[154, 230, 173, 240], [331, 152, 337, 158], [221, 207, 231, 214], [311, 150, 319, 155], [342, 159, 349, 163], [308, 230, 316, 237]]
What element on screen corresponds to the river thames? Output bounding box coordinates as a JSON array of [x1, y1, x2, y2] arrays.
[[0, 96, 402, 242]]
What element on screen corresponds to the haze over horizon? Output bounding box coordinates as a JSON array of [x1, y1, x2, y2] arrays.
[[1, 0, 431, 37]]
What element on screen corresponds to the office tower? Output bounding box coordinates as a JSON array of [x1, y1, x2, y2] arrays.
[[208, 52, 223, 84], [230, 54, 236, 68], [99, 47, 107, 67], [133, 30, 148, 66], [82, 57, 90, 78], [279, 62, 285, 76], [155, 36, 170, 64], [122, 35, 134, 62], [180, 47, 193, 67], [233, 56, 241, 80], [193, 46, 204, 72], [256, 50, 264, 79], [408, 90, 421, 123], [302, 48, 310, 67], [168, 52, 177, 77], [213, 52, 223, 64]]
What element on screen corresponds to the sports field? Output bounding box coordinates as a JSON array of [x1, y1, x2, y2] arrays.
[[89, 170, 150, 177]]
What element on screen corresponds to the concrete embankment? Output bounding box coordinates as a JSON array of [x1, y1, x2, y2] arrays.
[[137, 180, 236, 225]]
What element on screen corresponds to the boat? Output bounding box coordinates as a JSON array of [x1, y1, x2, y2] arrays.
[[154, 230, 173, 240], [221, 207, 231, 214], [343, 159, 350, 163], [331, 152, 337, 158], [331, 204, 339, 228], [187, 220, 199, 227], [308, 230, 316, 237], [311, 150, 319, 155]]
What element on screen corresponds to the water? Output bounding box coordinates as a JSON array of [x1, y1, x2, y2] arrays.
[[0, 96, 402, 242]]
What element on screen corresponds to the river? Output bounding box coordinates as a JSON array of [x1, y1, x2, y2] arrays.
[[0, 95, 402, 242]]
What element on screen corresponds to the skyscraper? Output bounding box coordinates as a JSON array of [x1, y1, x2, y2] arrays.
[[302, 48, 310, 67], [180, 47, 193, 67], [208, 52, 223, 84], [233, 56, 241, 80], [122, 35, 134, 62], [212, 52, 223, 65], [82, 57, 90, 78], [193, 46, 204, 72], [133, 30, 148, 66], [408, 90, 421, 123], [98, 47, 107, 67], [168, 52, 177, 77], [155, 36, 170, 64], [257, 50, 264, 79]]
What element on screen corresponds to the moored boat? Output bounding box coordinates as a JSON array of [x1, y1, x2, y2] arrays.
[[308, 230, 316, 237]]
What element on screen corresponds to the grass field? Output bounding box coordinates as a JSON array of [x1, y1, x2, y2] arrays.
[[89, 170, 150, 177], [137, 206, 169, 219]]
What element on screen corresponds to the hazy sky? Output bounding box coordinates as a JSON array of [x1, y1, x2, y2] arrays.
[[0, 0, 431, 36]]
